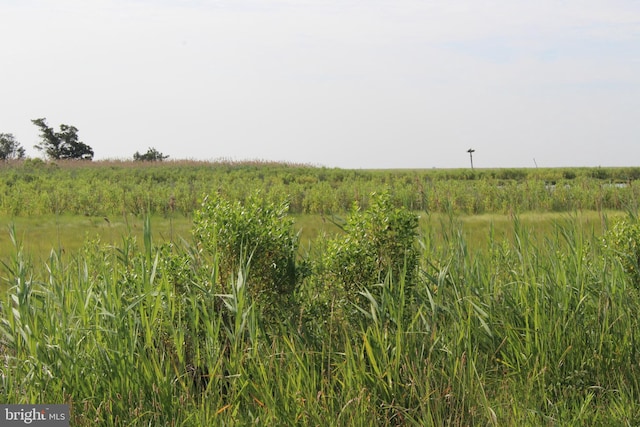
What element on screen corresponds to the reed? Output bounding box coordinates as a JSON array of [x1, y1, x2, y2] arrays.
[[1, 210, 639, 425]]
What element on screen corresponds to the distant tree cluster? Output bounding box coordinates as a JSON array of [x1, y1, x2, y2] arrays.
[[2, 118, 172, 162], [134, 147, 169, 162], [0, 133, 26, 160]]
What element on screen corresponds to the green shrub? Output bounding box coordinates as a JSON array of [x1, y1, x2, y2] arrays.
[[192, 193, 304, 314], [323, 191, 420, 294], [496, 168, 528, 181], [603, 217, 640, 288], [590, 167, 610, 180]]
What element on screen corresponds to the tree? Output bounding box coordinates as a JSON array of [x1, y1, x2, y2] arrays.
[[0, 133, 26, 160], [133, 147, 169, 161], [32, 118, 94, 160]]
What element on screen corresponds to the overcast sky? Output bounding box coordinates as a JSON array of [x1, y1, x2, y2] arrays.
[[2, 0, 639, 168]]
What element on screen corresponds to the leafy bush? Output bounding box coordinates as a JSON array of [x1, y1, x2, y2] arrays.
[[590, 167, 610, 180], [134, 147, 169, 161], [192, 193, 304, 315], [323, 192, 420, 294], [603, 217, 640, 288]]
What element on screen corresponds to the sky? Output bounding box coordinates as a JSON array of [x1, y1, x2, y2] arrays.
[[1, 0, 639, 169]]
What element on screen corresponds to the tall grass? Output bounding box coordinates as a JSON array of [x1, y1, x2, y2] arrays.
[[1, 214, 639, 425], [2, 160, 640, 216]]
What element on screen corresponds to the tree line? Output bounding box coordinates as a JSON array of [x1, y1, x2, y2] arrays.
[[0, 118, 169, 161]]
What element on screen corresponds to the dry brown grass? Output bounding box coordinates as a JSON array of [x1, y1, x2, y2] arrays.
[[2, 157, 319, 170]]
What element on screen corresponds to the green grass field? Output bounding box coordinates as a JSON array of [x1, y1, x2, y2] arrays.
[[0, 209, 621, 264], [1, 161, 639, 425], [0, 209, 625, 311]]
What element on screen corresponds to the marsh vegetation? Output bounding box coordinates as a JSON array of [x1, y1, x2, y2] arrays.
[[1, 161, 640, 425]]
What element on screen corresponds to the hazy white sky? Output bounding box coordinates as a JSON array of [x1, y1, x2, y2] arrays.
[[2, 0, 639, 168]]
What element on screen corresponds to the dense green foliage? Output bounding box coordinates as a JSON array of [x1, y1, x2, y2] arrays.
[[604, 216, 640, 289], [133, 147, 169, 162], [32, 118, 94, 160], [2, 185, 640, 424], [0, 134, 25, 161], [192, 193, 304, 318], [1, 160, 639, 216], [323, 191, 419, 294]]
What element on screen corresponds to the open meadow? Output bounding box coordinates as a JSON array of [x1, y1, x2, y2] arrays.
[[1, 160, 640, 425]]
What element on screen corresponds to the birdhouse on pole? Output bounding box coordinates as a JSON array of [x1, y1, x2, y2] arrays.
[[467, 148, 475, 169]]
